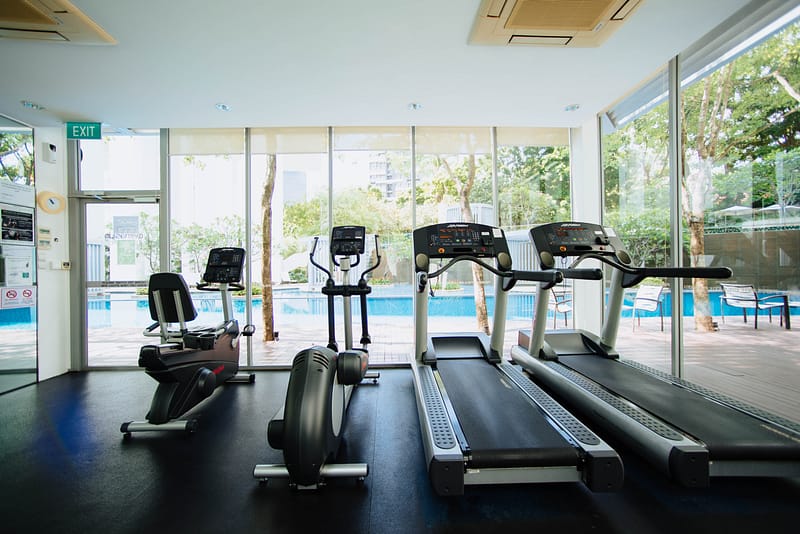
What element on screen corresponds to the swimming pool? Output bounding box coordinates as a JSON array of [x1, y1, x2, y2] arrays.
[[76, 286, 737, 330]]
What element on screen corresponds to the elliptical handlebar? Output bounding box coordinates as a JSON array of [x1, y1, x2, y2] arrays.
[[358, 234, 382, 286], [309, 236, 333, 282]]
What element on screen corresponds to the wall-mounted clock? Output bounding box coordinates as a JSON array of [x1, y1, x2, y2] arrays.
[[36, 191, 67, 214]]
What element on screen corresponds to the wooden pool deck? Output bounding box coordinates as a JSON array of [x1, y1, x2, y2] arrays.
[[248, 313, 800, 424], [54, 309, 799, 425]]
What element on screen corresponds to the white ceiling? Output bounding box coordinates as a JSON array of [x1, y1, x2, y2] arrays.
[[0, 0, 753, 130]]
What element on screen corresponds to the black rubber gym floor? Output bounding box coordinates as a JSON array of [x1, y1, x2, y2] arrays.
[[0, 368, 797, 533]]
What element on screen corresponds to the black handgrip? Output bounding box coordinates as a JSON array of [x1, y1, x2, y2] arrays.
[[644, 267, 732, 279], [559, 268, 603, 280], [622, 266, 732, 288], [196, 282, 245, 292], [145, 322, 159, 332], [512, 270, 564, 284]]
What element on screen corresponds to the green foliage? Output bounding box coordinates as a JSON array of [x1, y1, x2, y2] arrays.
[[166, 215, 247, 273], [284, 195, 327, 238], [488, 145, 571, 228], [137, 212, 160, 273], [288, 266, 308, 283], [0, 133, 35, 185], [604, 209, 671, 267], [603, 22, 800, 270]]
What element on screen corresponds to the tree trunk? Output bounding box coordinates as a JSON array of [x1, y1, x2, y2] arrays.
[[689, 219, 714, 330], [261, 154, 276, 341], [680, 67, 733, 332], [456, 155, 490, 334]]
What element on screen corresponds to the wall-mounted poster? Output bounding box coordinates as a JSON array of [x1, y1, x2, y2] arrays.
[[1, 203, 35, 247]]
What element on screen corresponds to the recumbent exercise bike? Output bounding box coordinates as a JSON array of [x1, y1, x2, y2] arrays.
[[121, 247, 255, 436]]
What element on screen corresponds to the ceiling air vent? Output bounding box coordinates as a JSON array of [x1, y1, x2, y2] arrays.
[[470, 0, 643, 47], [0, 0, 115, 44]]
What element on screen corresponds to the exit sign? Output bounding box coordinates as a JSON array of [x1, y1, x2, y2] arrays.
[[66, 122, 102, 139]]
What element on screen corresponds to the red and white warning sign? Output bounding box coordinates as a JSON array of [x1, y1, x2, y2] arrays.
[[1, 286, 36, 309]]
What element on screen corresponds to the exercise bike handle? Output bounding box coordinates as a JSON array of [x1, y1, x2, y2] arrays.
[[196, 281, 245, 292]]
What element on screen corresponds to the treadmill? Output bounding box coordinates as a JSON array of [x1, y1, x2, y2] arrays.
[[511, 221, 800, 487], [410, 222, 624, 496]]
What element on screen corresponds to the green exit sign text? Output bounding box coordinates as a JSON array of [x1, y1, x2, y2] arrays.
[[66, 122, 102, 139]]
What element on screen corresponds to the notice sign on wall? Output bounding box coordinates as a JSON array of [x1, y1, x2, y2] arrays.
[[1, 286, 36, 309]]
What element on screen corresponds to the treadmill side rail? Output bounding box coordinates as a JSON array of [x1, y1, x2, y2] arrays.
[[500, 362, 624, 492], [411, 363, 466, 495], [511, 344, 711, 487]]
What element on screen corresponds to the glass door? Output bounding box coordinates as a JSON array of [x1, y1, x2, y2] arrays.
[[0, 114, 37, 393], [85, 201, 159, 367]]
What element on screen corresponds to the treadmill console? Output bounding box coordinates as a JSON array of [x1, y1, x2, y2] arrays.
[[413, 222, 511, 272], [529, 222, 626, 269], [203, 247, 246, 283], [414, 222, 508, 259], [330, 225, 366, 256]]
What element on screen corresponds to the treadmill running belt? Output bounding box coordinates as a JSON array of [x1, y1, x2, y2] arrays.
[[436, 358, 578, 468], [558, 355, 800, 460]]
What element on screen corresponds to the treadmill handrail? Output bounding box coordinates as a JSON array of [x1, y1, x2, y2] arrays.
[[572, 254, 731, 287], [558, 268, 603, 280], [428, 254, 562, 284]]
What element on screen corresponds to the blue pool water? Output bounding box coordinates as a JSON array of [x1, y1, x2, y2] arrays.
[[2, 287, 784, 330], [80, 287, 736, 329]]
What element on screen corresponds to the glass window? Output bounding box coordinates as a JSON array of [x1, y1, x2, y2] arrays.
[[86, 201, 160, 367], [414, 127, 496, 338], [601, 70, 672, 370], [79, 132, 160, 190], [497, 127, 572, 336], [169, 129, 247, 365], [250, 127, 329, 367], [332, 127, 413, 365], [680, 19, 800, 422]]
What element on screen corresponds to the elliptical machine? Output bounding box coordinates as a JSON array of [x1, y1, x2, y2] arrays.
[[254, 226, 380, 488], [121, 247, 255, 436]]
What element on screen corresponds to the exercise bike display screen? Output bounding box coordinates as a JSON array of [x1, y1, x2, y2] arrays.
[[203, 247, 245, 283]]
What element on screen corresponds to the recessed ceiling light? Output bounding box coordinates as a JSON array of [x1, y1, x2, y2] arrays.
[[408, 102, 423, 111], [20, 100, 45, 111], [564, 104, 580, 112], [215, 103, 231, 112]]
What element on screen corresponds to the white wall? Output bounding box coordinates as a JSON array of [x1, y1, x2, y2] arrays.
[[570, 118, 604, 334], [33, 126, 71, 380]]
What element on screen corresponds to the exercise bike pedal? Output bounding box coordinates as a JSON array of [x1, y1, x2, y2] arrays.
[[119, 418, 199, 435], [364, 370, 380, 384], [227, 372, 256, 384]]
